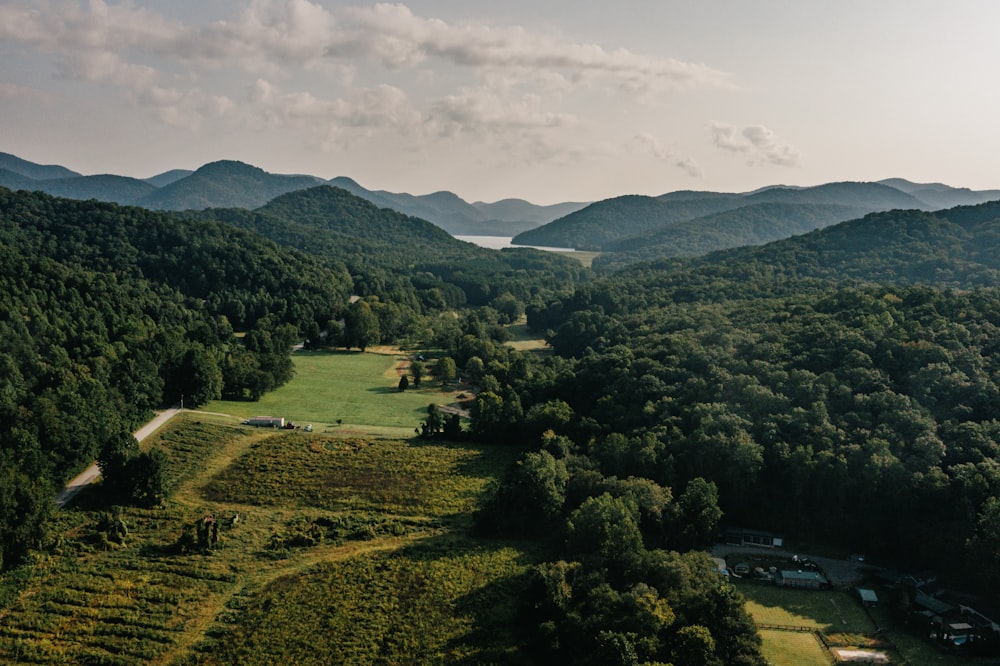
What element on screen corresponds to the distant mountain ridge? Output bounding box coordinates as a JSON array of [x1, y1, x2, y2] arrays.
[[516, 181, 928, 252], [2, 151, 999, 249], [0, 152, 585, 237]]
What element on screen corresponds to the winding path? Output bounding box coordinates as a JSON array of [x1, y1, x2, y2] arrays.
[[54, 406, 183, 508]]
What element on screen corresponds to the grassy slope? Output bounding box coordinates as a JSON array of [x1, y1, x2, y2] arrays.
[[205, 349, 467, 437], [0, 350, 526, 665]]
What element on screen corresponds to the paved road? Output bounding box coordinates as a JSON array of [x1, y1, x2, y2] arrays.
[[54, 406, 182, 508]]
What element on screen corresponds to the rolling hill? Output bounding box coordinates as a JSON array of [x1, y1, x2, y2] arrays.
[[596, 201, 868, 269], [0, 151, 81, 180], [136, 160, 324, 211], [0, 152, 580, 236], [514, 181, 929, 252], [675, 199, 1000, 292]]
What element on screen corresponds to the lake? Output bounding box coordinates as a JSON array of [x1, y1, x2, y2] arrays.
[[455, 235, 576, 252]]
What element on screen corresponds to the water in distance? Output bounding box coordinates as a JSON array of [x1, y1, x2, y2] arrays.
[[455, 235, 575, 252]]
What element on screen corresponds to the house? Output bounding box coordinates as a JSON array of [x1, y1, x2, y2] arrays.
[[776, 569, 830, 590], [243, 416, 285, 428], [725, 528, 783, 548]]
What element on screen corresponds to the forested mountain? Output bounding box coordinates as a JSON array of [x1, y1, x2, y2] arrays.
[[0, 186, 362, 568], [0, 152, 580, 236], [136, 160, 324, 211], [199, 185, 589, 312], [514, 181, 930, 252], [0, 168, 39, 191], [0, 151, 80, 180], [143, 168, 194, 187], [597, 202, 866, 269], [328, 176, 587, 236], [880, 177, 1000, 210], [28, 174, 157, 205]]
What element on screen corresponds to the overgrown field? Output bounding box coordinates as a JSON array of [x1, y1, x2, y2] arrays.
[[205, 349, 465, 436], [0, 412, 525, 665]]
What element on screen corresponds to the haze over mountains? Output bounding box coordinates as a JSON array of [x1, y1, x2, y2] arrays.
[[0, 152, 586, 238], [3, 151, 1000, 266]]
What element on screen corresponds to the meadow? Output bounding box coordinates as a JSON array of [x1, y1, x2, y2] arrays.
[[205, 349, 466, 437]]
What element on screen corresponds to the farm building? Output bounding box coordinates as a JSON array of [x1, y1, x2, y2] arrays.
[[857, 588, 879, 608], [725, 528, 783, 548], [776, 569, 829, 590], [243, 416, 285, 428]]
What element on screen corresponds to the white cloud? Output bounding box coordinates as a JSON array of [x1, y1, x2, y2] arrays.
[[710, 122, 801, 167], [332, 3, 730, 93], [633, 133, 703, 177], [246, 78, 421, 148], [0, 1, 732, 164]]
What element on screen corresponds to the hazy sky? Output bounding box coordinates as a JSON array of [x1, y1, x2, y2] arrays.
[[2, 1, 999, 204]]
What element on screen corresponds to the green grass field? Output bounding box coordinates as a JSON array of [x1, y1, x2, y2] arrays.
[[204, 349, 464, 437], [758, 629, 830, 666], [0, 352, 523, 666], [738, 583, 876, 633], [736, 581, 978, 666]]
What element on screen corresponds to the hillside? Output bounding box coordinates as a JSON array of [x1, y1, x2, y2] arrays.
[[514, 181, 930, 252], [0, 151, 80, 180], [143, 168, 194, 187], [328, 176, 583, 236], [30, 174, 157, 205], [137, 160, 323, 210], [199, 185, 588, 307], [0, 152, 577, 236], [880, 177, 1000, 210], [597, 201, 866, 269]]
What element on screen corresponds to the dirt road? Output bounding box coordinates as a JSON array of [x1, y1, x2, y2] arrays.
[[54, 406, 183, 508]]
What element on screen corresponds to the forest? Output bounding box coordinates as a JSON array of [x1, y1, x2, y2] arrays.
[[4, 183, 1000, 663]]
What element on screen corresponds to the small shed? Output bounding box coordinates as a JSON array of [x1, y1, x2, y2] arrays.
[[857, 588, 879, 608], [244, 416, 285, 428], [776, 569, 830, 590]]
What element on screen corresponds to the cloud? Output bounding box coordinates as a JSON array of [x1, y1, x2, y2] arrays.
[[0, 1, 732, 161], [710, 122, 801, 167], [633, 133, 703, 177], [332, 3, 731, 92], [247, 78, 422, 149]]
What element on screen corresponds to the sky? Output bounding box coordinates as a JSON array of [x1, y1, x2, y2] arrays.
[[1, 1, 999, 205]]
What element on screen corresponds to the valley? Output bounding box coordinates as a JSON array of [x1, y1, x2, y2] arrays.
[[3, 148, 1000, 664]]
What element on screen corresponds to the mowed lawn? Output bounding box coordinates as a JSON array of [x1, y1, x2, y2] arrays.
[[737, 582, 875, 633], [204, 349, 461, 436], [758, 629, 830, 666]]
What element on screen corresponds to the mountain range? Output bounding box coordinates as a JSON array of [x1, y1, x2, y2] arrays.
[[0, 152, 585, 237], [516, 180, 1000, 256], [3, 151, 1000, 265]]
